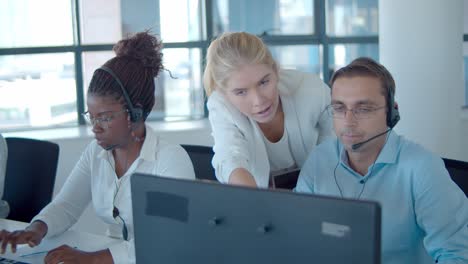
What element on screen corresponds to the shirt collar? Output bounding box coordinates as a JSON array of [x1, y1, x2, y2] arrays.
[[337, 129, 400, 165], [97, 124, 159, 161], [374, 130, 399, 164], [139, 125, 158, 162]]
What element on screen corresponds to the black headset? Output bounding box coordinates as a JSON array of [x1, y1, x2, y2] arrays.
[[98, 66, 144, 123], [386, 87, 400, 128]]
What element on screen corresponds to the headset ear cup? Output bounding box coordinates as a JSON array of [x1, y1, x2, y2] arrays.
[[388, 105, 400, 128], [386, 88, 400, 128], [130, 107, 144, 122]]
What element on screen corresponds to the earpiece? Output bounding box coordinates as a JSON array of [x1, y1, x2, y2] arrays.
[[386, 89, 400, 128], [98, 66, 144, 123]]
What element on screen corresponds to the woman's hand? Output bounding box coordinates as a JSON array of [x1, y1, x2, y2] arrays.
[[0, 220, 47, 254], [44, 245, 113, 264]]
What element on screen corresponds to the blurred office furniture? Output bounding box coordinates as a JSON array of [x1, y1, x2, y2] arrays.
[[181, 144, 217, 182], [274, 169, 300, 190], [4, 137, 59, 222], [443, 158, 468, 196]]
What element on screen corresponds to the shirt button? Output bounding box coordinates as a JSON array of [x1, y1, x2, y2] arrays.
[[359, 179, 365, 184]]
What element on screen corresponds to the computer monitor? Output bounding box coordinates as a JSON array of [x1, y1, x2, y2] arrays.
[[131, 173, 381, 264]]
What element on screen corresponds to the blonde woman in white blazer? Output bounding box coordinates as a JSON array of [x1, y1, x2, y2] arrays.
[[204, 32, 333, 188]]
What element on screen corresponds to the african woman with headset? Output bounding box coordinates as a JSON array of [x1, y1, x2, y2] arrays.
[[0, 31, 195, 264]]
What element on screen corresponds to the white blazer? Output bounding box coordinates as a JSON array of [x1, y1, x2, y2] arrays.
[[207, 69, 333, 187]]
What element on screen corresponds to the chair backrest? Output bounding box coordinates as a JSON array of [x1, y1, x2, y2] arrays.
[[181, 144, 217, 181], [4, 137, 59, 222], [443, 158, 468, 196], [274, 169, 301, 190]]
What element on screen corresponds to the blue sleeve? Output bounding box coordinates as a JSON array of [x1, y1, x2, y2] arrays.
[[413, 156, 468, 263]]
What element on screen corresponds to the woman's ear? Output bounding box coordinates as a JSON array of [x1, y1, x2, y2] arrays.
[[127, 114, 132, 129]]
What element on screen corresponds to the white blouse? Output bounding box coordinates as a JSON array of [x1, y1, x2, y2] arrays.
[[263, 126, 295, 173], [32, 125, 195, 264]]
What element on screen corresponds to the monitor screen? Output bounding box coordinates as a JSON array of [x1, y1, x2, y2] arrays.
[[131, 173, 381, 264]]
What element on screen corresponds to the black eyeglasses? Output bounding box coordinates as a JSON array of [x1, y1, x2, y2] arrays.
[[113, 206, 128, 241]]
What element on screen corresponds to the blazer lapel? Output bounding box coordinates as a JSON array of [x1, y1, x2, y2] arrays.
[[281, 93, 308, 167], [248, 117, 270, 187]]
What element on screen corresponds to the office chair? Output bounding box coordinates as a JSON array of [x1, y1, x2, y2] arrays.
[[274, 170, 301, 190], [181, 145, 217, 182], [4, 137, 59, 222], [443, 158, 468, 196]]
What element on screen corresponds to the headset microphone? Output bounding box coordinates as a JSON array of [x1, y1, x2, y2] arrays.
[[351, 128, 391, 151], [351, 82, 400, 151], [104, 144, 119, 151]]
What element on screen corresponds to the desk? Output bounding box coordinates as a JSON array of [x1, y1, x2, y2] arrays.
[[0, 219, 119, 264]]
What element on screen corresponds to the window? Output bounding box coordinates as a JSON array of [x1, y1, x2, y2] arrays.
[[211, 0, 378, 81], [0, 0, 379, 131], [0, 53, 76, 129], [0, 0, 77, 130], [160, 0, 204, 42], [0, 0, 74, 48], [154, 48, 204, 120], [326, 0, 378, 36], [213, 0, 315, 35]]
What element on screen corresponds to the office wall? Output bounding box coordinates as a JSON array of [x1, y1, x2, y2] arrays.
[[380, 0, 468, 162]]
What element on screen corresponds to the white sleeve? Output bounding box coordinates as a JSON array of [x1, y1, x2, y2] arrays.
[[156, 144, 196, 180], [207, 93, 251, 183], [31, 144, 93, 238]]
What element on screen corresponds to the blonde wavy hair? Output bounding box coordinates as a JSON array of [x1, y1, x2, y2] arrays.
[[203, 32, 278, 96]]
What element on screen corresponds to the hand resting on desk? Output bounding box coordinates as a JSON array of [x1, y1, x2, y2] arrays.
[[0, 220, 47, 253], [44, 244, 112, 264], [0, 220, 113, 264]]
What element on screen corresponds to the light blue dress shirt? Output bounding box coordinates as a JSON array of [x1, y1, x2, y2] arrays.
[[295, 131, 468, 264]]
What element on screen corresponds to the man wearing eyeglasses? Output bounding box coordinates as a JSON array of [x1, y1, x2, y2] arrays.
[[295, 57, 468, 264]]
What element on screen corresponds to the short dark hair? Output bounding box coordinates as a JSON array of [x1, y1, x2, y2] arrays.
[[88, 30, 164, 120], [329, 57, 396, 106]]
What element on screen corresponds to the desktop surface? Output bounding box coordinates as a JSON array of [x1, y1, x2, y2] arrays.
[[0, 219, 119, 264], [131, 174, 382, 264]]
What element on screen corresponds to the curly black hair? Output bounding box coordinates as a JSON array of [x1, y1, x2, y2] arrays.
[[88, 30, 164, 120]]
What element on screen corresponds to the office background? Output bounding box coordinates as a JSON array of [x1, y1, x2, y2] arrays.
[[1, 0, 468, 234]]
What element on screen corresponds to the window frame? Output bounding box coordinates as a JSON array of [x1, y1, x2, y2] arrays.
[[0, 0, 112, 127], [167, 0, 379, 111], [0, 0, 380, 130]]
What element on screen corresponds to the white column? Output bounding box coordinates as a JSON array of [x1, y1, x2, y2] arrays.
[[379, 0, 465, 160]]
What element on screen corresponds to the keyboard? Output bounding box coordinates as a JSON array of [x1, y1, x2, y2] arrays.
[[0, 257, 28, 264]]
